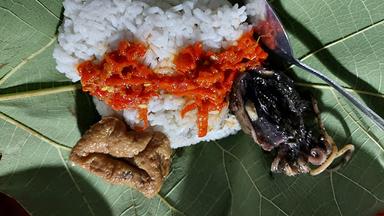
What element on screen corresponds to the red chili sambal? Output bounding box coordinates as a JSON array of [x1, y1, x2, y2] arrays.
[[77, 29, 268, 137]]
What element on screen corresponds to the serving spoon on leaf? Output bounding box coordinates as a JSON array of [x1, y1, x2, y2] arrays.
[[239, 0, 384, 131]]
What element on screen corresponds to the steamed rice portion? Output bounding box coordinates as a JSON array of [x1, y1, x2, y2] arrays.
[[54, 0, 261, 148]]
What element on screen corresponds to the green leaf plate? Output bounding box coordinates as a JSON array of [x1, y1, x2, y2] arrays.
[[0, 0, 383, 215]]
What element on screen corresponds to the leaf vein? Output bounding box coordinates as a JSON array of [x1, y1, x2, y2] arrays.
[[156, 194, 186, 216], [118, 205, 134, 216], [58, 149, 96, 216], [0, 37, 56, 86], [0, 84, 80, 101], [214, 141, 289, 216], [335, 171, 384, 203], [0, 6, 53, 39], [222, 151, 233, 216], [163, 175, 186, 198], [34, 0, 60, 20], [330, 173, 343, 216], [298, 18, 384, 61], [331, 90, 384, 151], [111, 188, 130, 208], [203, 189, 228, 216], [184, 174, 213, 211], [0, 112, 71, 151]]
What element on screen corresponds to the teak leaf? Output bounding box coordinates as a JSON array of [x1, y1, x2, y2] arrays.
[[0, 0, 383, 215]]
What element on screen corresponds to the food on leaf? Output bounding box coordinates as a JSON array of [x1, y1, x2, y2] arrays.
[[52, 0, 356, 193]]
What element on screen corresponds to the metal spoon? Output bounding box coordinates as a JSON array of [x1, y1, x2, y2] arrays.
[[242, 0, 384, 130]]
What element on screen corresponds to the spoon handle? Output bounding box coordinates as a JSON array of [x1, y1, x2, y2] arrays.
[[292, 59, 384, 131]]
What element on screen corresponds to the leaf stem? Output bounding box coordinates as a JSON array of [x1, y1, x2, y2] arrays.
[[0, 84, 81, 101]]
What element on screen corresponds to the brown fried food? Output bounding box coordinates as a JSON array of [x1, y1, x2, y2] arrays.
[[230, 68, 354, 176], [69, 117, 172, 198]]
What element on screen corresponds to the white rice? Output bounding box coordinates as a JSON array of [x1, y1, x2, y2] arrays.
[[54, 0, 263, 148]]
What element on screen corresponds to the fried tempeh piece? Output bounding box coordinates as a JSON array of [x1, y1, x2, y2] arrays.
[[70, 117, 172, 198]]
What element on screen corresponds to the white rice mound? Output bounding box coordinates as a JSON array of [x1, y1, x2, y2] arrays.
[[54, 0, 264, 148]]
